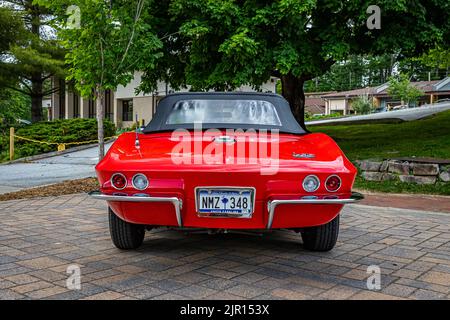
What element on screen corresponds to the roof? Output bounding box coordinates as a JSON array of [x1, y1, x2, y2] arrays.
[[306, 105, 325, 114], [305, 96, 326, 114], [305, 97, 326, 107], [321, 78, 448, 99], [322, 87, 376, 98]]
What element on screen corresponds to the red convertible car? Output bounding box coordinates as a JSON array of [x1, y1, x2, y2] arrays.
[[90, 92, 362, 251]]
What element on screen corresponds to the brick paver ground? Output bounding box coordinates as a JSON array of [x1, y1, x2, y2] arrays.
[[1, 193, 450, 300]]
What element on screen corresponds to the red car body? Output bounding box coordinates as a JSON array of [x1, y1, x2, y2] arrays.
[[91, 93, 362, 251]]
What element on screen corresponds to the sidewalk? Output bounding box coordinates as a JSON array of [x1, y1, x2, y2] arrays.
[[0, 142, 112, 194]]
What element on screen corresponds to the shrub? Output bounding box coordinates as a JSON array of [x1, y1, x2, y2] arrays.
[[0, 118, 115, 162], [352, 95, 374, 114]]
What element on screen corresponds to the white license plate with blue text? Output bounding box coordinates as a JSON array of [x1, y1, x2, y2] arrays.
[[197, 189, 254, 218]]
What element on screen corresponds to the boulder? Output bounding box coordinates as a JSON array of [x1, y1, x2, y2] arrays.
[[359, 161, 382, 172], [411, 163, 439, 176], [439, 171, 450, 182], [361, 171, 384, 181], [399, 175, 436, 185], [380, 160, 389, 172], [388, 161, 410, 175], [381, 173, 397, 181]]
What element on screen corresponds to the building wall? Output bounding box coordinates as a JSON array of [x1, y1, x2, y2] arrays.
[[52, 74, 278, 128], [326, 99, 347, 115]]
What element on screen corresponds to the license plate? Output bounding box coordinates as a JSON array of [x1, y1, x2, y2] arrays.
[[196, 188, 254, 218]]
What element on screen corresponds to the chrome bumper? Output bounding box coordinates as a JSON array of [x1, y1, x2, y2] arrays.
[[266, 192, 364, 229], [89, 191, 363, 230], [88, 191, 183, 227]]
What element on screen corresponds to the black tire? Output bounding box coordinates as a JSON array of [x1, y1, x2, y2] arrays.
[[108, 208, 145, 249], [301, 215, 339, 252]]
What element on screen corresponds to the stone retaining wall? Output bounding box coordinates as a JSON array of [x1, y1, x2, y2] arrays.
[[356, 159, 450, 184]]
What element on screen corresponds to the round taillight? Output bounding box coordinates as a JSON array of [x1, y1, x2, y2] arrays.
[[132, 173, 148, 190], [111, 173, 127, 190], [325, 175, 341, 192], [302, 175, 320, 192]]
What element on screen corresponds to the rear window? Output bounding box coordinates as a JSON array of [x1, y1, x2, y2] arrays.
[[165, 99, 282, 126]]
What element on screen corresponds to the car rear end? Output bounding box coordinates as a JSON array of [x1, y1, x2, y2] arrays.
[[92, 131, 360, 231]]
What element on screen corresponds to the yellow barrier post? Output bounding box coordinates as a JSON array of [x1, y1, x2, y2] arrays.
[[9, 127, 14, 161]]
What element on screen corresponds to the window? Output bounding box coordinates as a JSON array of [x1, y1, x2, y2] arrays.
[[122, 100, 133, 121], [88, 99, 95, 118], [166, 99, 282, 126], [59, 79, 65, 119], [73, 94, 79, 118], [104, 90, 113, 121]]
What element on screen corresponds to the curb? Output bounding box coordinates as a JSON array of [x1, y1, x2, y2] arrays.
[[1, 138, 116, 165]]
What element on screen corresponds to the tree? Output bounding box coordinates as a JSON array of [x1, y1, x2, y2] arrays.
[[417, 47, 450, 78], [37, 0, 163, 159], [142, 0, 449, 128], [304, 54, 396, 92], [0, 88, 31, 124], [0, 7, 23, 54], [352, 95, 373, 115], [0, 1, 65, 122], [388, 74, 424, 107]]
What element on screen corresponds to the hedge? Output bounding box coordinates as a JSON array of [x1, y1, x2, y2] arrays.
[[0, 118, 115, 162]]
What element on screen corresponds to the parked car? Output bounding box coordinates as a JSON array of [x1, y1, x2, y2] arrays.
[[372, 106, 387, 113], [435, 98, 450, 104], [90, 92, 363, 252], [392, 104, 408, 110]]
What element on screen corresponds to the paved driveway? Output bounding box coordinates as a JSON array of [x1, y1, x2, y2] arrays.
[[306, 102, 450, 126], [1, 194, 449, 300], [0, 143, 112, 194]]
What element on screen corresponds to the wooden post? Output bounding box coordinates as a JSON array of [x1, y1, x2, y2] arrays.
[[9, 127, 14, 161]]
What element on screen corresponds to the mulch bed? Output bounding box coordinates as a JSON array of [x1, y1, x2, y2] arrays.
[[0, 178, 99, 201]]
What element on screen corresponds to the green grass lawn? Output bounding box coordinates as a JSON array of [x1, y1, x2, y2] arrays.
[[309, 110, 450, 195]]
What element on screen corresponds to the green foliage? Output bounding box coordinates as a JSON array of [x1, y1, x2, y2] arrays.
[[37, 0, 163, 98], [388, 74, 424, 106], [0, 118, 115, 162], [0, 88, 31, 124], [354, 175, 450, 196], [0, 7, 24, 54], [141, 1, 448, 93], [0, 1, 66, 122], [311, 110, 450, 196], [352, 95, 374, 115], [309, 110, 450, 161], [305, 54, 396, 92], [418, 47, 450, 71], [305, 112, 341, 121]]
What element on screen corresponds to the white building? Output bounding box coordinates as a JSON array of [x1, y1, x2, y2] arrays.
[[51, 72, 278, 128]]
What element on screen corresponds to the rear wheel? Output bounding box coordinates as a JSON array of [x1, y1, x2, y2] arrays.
[[301, 215, 339, 251], [108, 208, 145, 249]]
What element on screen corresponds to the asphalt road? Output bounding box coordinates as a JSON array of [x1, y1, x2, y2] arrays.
[[0, 143, 112, 194], [306, 102, 450, 126]]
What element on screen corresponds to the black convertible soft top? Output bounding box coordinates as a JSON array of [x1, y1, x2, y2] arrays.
[[143, 92, 305, 134]]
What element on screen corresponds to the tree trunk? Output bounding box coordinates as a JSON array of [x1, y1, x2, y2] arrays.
[[95, 84, 105, 160], [30, 6, 43, 122], [31, 74, 43, 122], [280, 73, 307, 129]]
